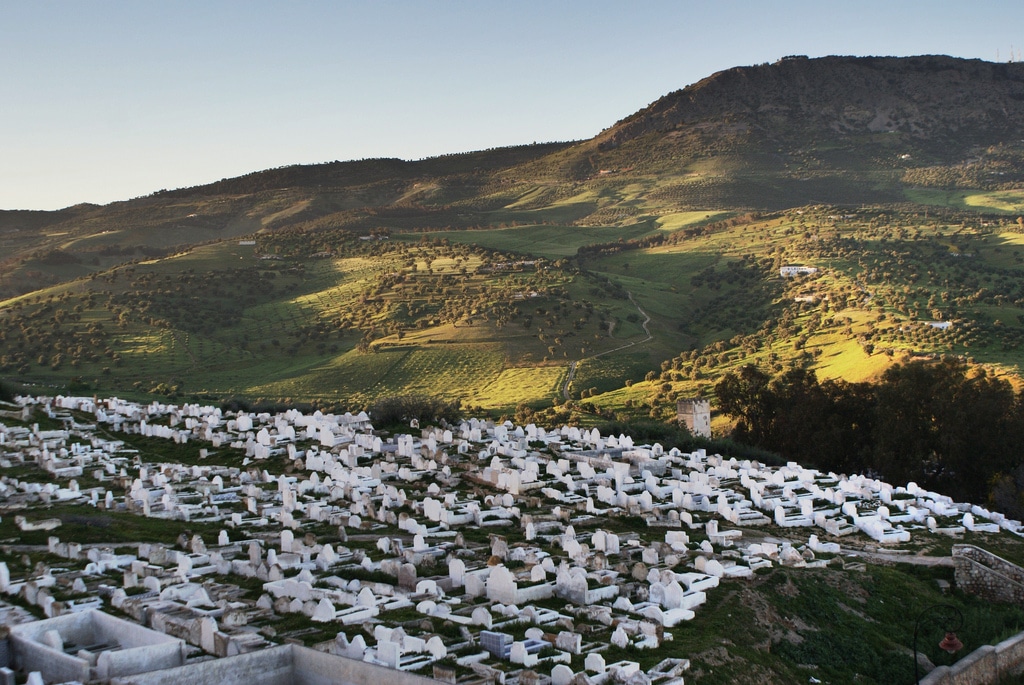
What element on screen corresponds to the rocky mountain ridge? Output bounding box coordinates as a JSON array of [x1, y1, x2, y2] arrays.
[[600, 55, 1024, 152]]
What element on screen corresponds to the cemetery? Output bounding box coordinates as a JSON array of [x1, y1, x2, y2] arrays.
[[0, 394, 1022, 683]]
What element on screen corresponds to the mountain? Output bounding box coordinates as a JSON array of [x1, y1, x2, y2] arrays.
[[556, 55, 1024, 208], [2, 54, 1024, 417], [604, 55, 1024, 148], [5, 54, 1024, 290]]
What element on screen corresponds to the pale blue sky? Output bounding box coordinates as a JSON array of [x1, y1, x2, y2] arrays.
[[2, 1, 1022, 210]]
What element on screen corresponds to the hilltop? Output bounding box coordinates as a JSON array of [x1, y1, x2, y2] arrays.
[[604, 55, 1024, 148]]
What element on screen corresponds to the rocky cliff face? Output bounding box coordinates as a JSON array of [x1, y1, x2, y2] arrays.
[[600, 56, 1024, 152]]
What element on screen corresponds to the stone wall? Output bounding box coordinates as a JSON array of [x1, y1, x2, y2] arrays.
[[919, 546, 1024, 684], [921, 631, 1024, 685], [953, 545, 1024, 606]]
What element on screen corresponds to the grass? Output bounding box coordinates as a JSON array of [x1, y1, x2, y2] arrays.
[[0, 503, 226, 546], [471, 366, 567, 410], [106, 430, 256, 470], [668, 563, 1024, 685], [656, 211, 731, 231], [570, 352, 654, 397], [245, 345, 512, 406], [809, 336, 891, 383], [903, 188, 1024, 214], [396, 223, 658, 260]]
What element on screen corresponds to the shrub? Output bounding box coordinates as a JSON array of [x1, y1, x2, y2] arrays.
[[370, 395, 462, 428]]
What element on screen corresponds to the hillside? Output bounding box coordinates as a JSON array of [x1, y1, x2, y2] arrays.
[[2, 54, 1024, 420], [5, 56, 1024, 298], [555, 55, 1024, 209]]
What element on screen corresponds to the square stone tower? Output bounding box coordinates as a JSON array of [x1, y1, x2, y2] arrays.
[[676, 398, 711, 438]]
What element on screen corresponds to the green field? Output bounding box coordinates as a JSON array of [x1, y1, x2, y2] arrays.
[[656, 210, 731, 231], [397, 223, 657, 259], [904, 188, 1024, 214], [471, 366, 567, 410]]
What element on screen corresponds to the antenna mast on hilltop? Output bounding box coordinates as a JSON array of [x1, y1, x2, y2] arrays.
[[992, 47, 1020, 63]]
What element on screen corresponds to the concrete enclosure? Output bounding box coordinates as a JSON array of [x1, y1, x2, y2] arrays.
[[111, 643, 442, 685], [9, 610, 186, 683]]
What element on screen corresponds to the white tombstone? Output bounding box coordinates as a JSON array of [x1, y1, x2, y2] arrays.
[[551, 665, 574, 685], [471, 606, 493, 628], [311, 598, 335, 622], [606, 534, 620, 555], [425, 635, 447, 659], [466, 573, 486, 598], [379, 641, 401, 669], [510, 642, 537, 667], [249, 541, 262, 566], [199, 616, 218, 654], [449, 558, 466, 588], [486, 565, 518, 604], [357, 587, 376, 607], [585, 652, 607, 673]]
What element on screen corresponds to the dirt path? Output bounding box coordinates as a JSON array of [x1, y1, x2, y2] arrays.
[[171, 330, 199, 367], [561, 291, 653, 400]]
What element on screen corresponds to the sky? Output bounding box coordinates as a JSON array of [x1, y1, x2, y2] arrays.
[[3, 0, 1023, 211]]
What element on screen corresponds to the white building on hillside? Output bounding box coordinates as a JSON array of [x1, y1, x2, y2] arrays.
[[779, 265, 818, 277]]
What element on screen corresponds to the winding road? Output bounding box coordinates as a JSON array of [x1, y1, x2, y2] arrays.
[[562, 291, 653, 401]]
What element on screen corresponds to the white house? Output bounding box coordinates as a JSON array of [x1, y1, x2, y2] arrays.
[[779, 266, 818, 278]]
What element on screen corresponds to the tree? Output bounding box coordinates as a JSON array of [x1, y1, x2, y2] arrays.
[[872, 360, 1018, 502], [714, 365, 775, 446]]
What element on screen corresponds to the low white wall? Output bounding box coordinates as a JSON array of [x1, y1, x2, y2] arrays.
[[99, 639, 185, 680], [111, 644, 443, 685], [112, 645, 294, 685], [10, 610, 186, 683], [293, 647, 440, 685], [9, 633, 89, 684]]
